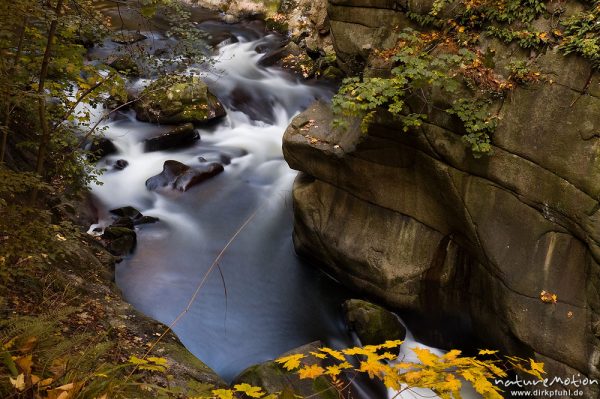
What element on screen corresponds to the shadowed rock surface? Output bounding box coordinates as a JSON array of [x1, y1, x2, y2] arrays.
[[144, 123, 199, 152], [343, 299, 406, 347], [146, 160, 224, 192], [282, 0, 600, 395]]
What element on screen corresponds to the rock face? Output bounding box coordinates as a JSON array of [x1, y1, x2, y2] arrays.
[[284, 33, 600, 395], [134, 75, 226, 124], [146, 160, 224, 192], [343, 299, 406, 347]]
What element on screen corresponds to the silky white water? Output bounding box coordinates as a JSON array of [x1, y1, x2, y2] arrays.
[[87, 17, 480, 398]]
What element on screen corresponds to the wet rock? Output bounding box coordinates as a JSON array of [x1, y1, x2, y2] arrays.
[[111, 216, 135, 230], [258, 42, 315, 78], [102, 226, 136, 256], [229, 87, 275, 123], [109, 206, 159, 225], [109, 55, 139, 76], [198, 147, 248, 166], [134, 75, 226, 124], [233, 342, 339, 399], [144, 123, 199, 152], [114, 159, 129, 170], [110, 206, 143, 220], [343, 299, 406, 348], [135, 215, 159, 225], [146, 160, 224, 192], [89, 138, 117, 161], [111, 32, 147, 45]]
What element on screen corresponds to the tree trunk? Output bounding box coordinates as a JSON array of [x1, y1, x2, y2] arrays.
[[34, 0, 65, 176], [0, 15, 28, 164]]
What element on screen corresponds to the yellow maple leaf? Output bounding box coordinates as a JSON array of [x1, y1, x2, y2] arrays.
[[525, 359, 545, 379], [325, 365, 343, 377], [298, 364, 325, 379], [377, 340, 403, 349], [309, 351, 327, 359], [443, 350, 462, 361], [413, 348, 438, 366], [319, 347, 346, 361], [212, 389, 234, 399], [275, 354, 305, 371], [233, 383, 265, 398], [478, 349, 498, 356], [359, 357, 387, 378]]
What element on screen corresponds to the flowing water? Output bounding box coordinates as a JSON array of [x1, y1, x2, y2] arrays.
[[90, 26, 354, 381], [87, 8, 478, 398]]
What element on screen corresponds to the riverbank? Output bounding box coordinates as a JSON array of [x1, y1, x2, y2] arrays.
[[0, 191, 225, 397]]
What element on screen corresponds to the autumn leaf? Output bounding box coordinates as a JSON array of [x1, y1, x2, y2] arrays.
[[298, 364, 325, 379], [309, 351, 327, 359], [9, 374, 26, 391], [377, 340, 403, 350], [15, 354, 33, 374], [412, 348, 438, 366], [319, 347, 346, 361], [275, 353, 305, 371], [212, 389, 234, 399], [540, 290, 558, 304], [234, 383, 265, 398]]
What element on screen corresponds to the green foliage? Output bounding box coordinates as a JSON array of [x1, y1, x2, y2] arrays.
[[332, 0, 599, 156], [560, 1, 600, 68], [332, 29, 501, 156], [0, 167, 82, 282], [0, 312, 175, 399], [447, 99, 497, 156]]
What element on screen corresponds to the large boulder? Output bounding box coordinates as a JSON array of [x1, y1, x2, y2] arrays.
[[134, 75, 226, 124], [145, 160, 224, 192], [144, 123, 199, 152], [343, 299, 406, 347], [283, 93, 600, 397]]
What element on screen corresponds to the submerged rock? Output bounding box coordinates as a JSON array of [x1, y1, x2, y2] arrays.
[[134, 75, 226, 124], [343, 299, 406, 348], [146, 160, 224, 192], [114, 159, 129, 170], [144, 123, 199, 152], [233, 342, 338, 399]]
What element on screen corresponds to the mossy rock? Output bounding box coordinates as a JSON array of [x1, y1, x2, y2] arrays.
[[109, 55, 139, 77], [233, 342, 338, 399], [102, 226, 136, 256], [134, 75, 226, 124], [343, 299, 406, 347]]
